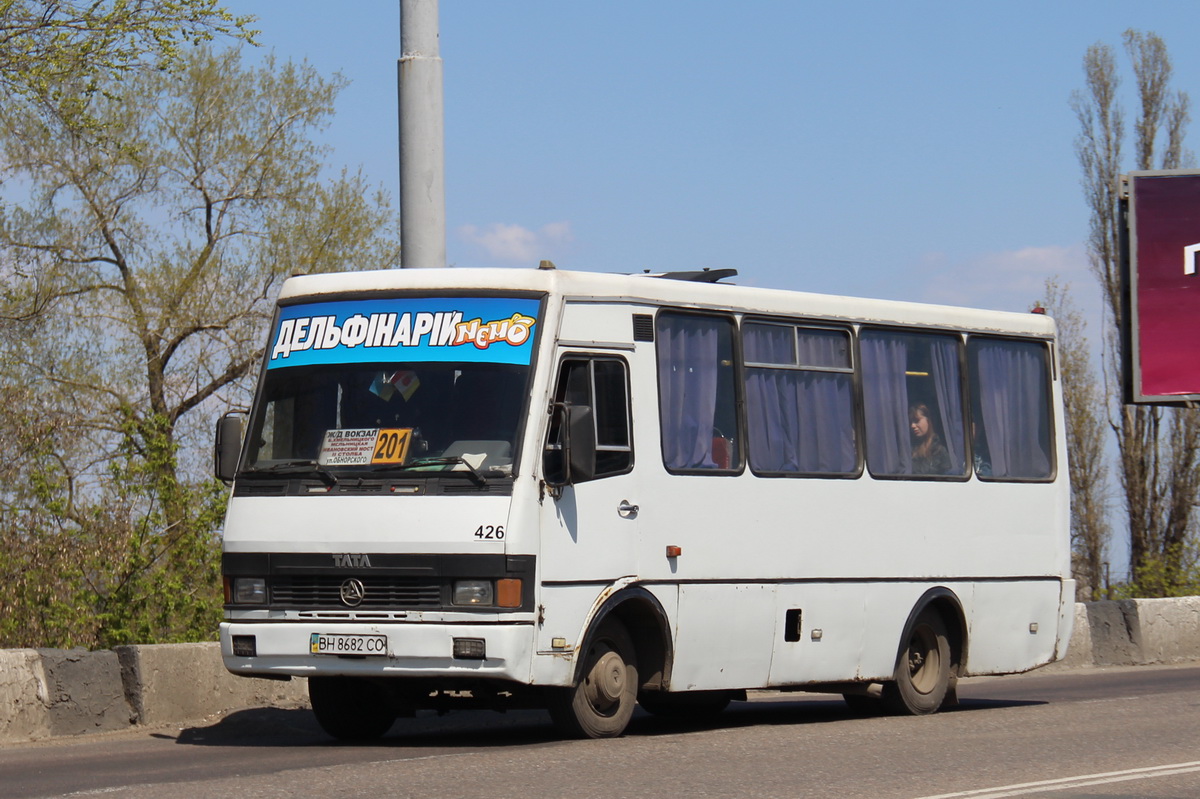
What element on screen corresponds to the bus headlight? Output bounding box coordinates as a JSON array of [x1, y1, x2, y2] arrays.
[[231, 577, 267, 604], [452, 580, 494, 605]]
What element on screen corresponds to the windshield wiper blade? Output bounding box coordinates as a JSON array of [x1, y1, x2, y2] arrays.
[[243, 460, 339, 486], [397, 456, 488, 486]]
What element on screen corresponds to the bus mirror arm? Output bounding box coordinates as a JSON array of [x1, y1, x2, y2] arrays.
[[214, 411, 246, 484]]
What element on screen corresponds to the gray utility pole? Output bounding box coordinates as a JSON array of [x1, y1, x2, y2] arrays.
[[398, 0, 446, 268]]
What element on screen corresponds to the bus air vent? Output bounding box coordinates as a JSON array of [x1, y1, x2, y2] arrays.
[[241, 482, 287, 496], [442, 482, 499, 495], [338, 481, 385, 495], [633, 314, 655, 342]]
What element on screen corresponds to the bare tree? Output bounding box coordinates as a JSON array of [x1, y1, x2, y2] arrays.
[[1072, 30, 1200, 594], [1041, 279, 1109, 600]]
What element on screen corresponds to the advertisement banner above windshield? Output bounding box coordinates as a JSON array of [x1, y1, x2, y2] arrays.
[[268, 297, 540, 369]]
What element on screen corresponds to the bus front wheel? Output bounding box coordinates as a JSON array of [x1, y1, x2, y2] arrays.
[[548, 619, 639, 738], [883, 609, 951, 715]]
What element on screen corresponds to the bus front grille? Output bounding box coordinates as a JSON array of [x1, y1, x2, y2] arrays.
[[271, 577, 443, 609]]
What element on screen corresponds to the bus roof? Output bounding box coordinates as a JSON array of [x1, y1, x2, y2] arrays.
[[277, 267, 1056, 338]]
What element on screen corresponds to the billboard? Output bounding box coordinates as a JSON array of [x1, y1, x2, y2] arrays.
[[1123, 169, 1200, 404]]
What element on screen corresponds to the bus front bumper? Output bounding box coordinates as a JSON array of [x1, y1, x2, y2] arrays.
[[220, 621, 536, 682]]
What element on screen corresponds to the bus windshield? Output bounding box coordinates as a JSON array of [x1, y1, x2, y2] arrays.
[[242, 294, 541, 479], [244, 361, 529, 477]]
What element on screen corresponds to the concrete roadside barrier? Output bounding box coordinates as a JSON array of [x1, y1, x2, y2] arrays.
[[0, 649, 51, 742], [1046, 602, 1093, 670], [38, 648, 134, 737], [0, 648, 138, 743], [2, 597, 1199, 744], [116, 642, 307, 727], [1044, 597, 1200, 669], [1085, 600, 1144, 666], [1, 643, 306, 744], [1131, 595, 1200, 664]]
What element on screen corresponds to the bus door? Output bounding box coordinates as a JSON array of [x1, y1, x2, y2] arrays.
[[538, 354, 638, 644]]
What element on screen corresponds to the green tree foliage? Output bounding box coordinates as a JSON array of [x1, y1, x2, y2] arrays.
[[0, 0, 255, 125], [1110, 542, 1200, 599], [1072, 30, 1200, 597], [0, 46, 401, 648]]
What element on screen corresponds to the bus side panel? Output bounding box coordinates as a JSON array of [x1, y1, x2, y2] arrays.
[[532, 584, 605, 685], [767, 579, 1067, 686], [671, 583, 776, 691], [964, 580, 1064, 674], [766, 582, 975, 686], [858, 583, 976, 681], [1054, 579, 1077, 660], [530, 583, 680, 687], [767, 584, 867, 685]]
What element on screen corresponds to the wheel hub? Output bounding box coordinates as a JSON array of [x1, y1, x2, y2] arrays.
[[584, 650, 626, 710], [908, 626, 939, 693]]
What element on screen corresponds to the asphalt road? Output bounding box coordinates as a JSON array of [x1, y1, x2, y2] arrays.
[[1, 664, 1197, 799]]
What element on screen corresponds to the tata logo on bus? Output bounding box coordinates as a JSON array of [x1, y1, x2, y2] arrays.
[[332, 554, 372, 569], [339, 578, 366, 608], [1123, 170, 1200, 404]]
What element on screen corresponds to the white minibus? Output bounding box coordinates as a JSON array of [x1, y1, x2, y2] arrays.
[[216, 266, 1074, 739]]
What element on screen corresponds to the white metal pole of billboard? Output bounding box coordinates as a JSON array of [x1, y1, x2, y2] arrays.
[[398, 0, 446, 268]]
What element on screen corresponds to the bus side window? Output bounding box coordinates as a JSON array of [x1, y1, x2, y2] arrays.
[[656, 312, 741, 473], [967, 338, 1054, 481], [544, 358, 633, 483], [861, 329, 967, 478], [743, 322, 857, 476]]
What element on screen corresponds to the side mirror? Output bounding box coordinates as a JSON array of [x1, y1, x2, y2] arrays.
[[544, 402, 596, 487], [566, 403, 596, 483], [214, 412, 245, 483]]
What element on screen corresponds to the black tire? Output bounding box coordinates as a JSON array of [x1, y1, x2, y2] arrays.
[[309, 676, 396, 741], [882, 609, 951, 715], [842, 692, 885, 716], [547, 619, 639, 738], [637, 690, 732, 719]]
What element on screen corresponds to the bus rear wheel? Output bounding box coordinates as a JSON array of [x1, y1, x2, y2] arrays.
[[883, 609, 951, 715], [548, 619, 639, 738], [309, 676, 397, 740]]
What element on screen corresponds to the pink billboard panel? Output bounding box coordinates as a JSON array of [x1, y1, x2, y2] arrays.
[[1127, 170, 1200, 403]]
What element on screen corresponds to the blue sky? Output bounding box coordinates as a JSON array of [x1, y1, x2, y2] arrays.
[[227, 0, 1200, 323], [221, 1, 1200, 578]]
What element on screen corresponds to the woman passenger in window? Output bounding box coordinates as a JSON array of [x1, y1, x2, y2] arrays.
[[910, 403, 950, 475]]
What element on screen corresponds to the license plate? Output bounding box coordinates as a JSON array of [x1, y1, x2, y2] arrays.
[[310, 633, 387, 656]]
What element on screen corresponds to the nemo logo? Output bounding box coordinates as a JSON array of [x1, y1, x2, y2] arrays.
[[453, 313, 536, 349]]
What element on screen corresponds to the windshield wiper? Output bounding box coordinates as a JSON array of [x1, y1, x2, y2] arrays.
[[242, 460, 339, 486], [391, 455, 489, 486]]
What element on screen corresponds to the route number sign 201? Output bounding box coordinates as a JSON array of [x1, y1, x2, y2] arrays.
[[318, 428, 413, 467]]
